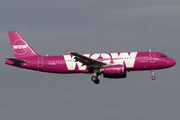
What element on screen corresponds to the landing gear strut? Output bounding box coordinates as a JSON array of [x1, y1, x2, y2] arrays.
[[91, 69, 100, 84], [151, 69, 156, 80]]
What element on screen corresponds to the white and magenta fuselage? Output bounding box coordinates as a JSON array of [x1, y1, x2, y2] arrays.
[[6, 52, 175, 73], [5, 31, 176, 83]]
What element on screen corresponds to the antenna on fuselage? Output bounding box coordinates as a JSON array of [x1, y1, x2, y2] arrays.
[[149, 49, 152, 52]]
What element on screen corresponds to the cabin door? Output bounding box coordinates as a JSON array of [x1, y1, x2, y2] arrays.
[[150, 53, 155, 63], [38, 57, 43, 67]]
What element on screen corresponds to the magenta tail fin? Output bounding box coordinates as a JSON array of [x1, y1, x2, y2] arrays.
[[7, 31, 40, 59]]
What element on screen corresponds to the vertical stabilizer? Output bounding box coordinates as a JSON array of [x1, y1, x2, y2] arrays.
[[8, 31, 40, 59]]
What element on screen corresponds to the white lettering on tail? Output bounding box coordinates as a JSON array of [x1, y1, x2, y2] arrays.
[[13, 45, 28, 49]]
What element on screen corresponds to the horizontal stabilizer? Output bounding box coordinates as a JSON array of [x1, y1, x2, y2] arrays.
[[6, 58, 27, 64]]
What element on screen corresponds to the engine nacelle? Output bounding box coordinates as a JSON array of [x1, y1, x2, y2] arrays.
[[101, 65, 126, 79], [102, 65, 124, 74], [103, 71, 127, 78]]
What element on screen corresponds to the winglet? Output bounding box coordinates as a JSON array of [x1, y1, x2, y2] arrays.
[[66, 50, 71, 55]]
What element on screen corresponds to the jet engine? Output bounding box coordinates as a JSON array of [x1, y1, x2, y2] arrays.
[[100, 65, 127, 78]]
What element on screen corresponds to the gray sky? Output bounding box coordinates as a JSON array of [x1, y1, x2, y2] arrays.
[[0, 0, 180, 120]]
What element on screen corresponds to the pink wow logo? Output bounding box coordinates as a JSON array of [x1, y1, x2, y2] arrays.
[[13, 39, 28, 55]]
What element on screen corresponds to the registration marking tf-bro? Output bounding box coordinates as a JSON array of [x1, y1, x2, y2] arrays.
[[5, 31, 176, 84]]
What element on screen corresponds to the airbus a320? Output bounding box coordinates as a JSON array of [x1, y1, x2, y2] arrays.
[[5, 31, 176, 84]]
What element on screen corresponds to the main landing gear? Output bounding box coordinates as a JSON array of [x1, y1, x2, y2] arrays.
[[151, 69, 156, 80], [91, 75, 100, 84], [91, 69, 100, 84]]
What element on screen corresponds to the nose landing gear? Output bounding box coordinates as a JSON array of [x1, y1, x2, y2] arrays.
[[151, 76, 156, 80], [151, 69, 156, 80]]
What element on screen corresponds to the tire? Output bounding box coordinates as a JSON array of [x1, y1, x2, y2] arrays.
[[91, 76, 100, 84], [91, 76, 97, 81], [151, 76, 156, 80], [94, 79, 100, 84]]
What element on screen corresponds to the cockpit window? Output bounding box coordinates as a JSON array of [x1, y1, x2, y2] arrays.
[[161, 55, 169, 58]]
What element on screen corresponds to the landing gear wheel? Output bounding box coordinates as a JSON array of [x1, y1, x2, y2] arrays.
[[91, 76, 97, 81], [91, 76, 100, 84], [94, 79, 100, 84], [151, 76, 156, 80]]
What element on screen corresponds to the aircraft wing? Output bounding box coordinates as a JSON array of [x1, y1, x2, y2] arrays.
[[68, 51, 106, 68]]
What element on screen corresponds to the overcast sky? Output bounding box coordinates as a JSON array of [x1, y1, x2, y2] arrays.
[[0, 0, 180, 120]]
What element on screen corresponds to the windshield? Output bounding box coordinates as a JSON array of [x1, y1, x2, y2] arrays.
[[161, 55, 169, 58]]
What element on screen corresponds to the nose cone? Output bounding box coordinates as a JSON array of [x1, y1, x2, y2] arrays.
[[168, 59, 176, 67], [171, 59, 176, 66]]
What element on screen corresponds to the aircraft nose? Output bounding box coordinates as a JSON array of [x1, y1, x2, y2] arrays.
[[167, 59, 176, 67], [172, 59, 176, 66]]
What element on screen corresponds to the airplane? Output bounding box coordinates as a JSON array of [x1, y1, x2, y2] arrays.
[[5, 31, 176, 84]]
